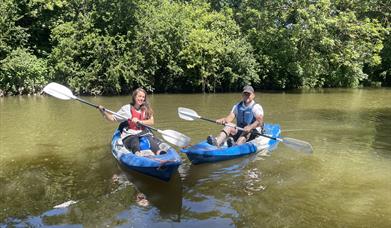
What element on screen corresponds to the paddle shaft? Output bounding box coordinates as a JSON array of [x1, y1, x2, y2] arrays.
[[43, 83, 191, 147], [75, 97, 99, 109], [200, 116, 282, 142], [75, 97, 158, 131], [74, 97, 125, 119], [178, 107, 312, 153], [96, 101, 190, 146]]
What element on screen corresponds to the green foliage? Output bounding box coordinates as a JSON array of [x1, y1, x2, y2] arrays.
[[90, 0, 139, 36], [133, 0, 259, 92], [351, 0, 391, 86], [380, 32, 391, 86], [12, 0, 79, 57], [237, 0, 386, 89], [0, 0, 390, 95], [48, 18, 144, 95], [0, 0, 29, 59], [0, 48, 48, 95]]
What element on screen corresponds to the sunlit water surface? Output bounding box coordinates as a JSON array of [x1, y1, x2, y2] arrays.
[[1, 88, 390, 227]]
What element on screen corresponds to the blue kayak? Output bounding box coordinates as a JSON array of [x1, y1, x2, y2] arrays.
[[181, 123, 281, 164], [111, 130, 182, 181]]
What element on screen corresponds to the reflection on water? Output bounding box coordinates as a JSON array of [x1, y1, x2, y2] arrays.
[[2, 166, 182, 227], [371, 108, 391, 158], [181, 154, 258, 187], [1, 88, 391, 227], [120, 168, 183, 221]]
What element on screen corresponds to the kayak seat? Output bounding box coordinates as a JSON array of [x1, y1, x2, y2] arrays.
[[116, 138, 124, 146]]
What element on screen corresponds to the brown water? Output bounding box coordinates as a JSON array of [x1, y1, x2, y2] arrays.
[[1, 88, 390, 227]]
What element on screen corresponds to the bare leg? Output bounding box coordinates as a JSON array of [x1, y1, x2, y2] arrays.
[[215, 126, 236, 147], [236, 136, 247, 145], [236, 130, 253, 145], [215, 132, 227, 147]]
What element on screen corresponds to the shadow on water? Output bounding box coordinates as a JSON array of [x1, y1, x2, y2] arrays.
[[119, 166, 183, 221], [176, 154, 270, 227], [181, 154, 259, 188]]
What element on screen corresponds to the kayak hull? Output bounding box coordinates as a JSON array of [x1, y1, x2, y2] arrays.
[[111, 130, 182, 181], [181, 123, 281, 164]]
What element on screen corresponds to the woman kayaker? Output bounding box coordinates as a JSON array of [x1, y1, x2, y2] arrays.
[[207, 85, 264, 147], [98, 88, 162, 155]]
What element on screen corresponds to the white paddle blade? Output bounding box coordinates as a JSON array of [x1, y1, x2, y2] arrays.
[[178, 107, 200, 121], [282, 137, 313, 154], [43, 82, 76, 100], [159, 129, 191, 147]]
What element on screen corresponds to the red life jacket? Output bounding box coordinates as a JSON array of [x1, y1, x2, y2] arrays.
[[127, 105, 146, 130]]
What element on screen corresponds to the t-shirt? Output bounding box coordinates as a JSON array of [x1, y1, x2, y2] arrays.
[[113, 104, 143, 122]]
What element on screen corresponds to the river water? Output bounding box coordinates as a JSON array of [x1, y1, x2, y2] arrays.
[[1, 88, 390, 227]]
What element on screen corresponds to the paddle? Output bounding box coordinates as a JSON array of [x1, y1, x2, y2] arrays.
[[43, 82, 191, 147], [178, 107, 313, 154]]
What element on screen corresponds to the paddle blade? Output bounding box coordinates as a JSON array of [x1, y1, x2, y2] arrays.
[[43, 82, 76, 100], [178, 107, 200, 121], [159, 129, 191, 147], [282, 137, 313, 154]]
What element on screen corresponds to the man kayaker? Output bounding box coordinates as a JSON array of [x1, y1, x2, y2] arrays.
[[207, 85, 264, 147], [98, 88, 163, 156]]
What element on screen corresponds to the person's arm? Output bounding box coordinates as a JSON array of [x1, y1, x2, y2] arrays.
[[216, 112, 235, 125], [243, 104, 264, 132], [137, 115, 154, 126], [98, 105, 129, 123], [98, 105, 116, 122], [217, 104, 237, 124], [243, 114, 263, 133]]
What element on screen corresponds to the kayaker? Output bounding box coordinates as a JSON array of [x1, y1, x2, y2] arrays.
[[98, 88, 163, 155], [207, 85, 264, 147]]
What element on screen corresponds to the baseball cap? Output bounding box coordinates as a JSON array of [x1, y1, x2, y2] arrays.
[[242, 85, 254, 93]]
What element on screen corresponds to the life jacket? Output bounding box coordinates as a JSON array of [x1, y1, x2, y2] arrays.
[[236, 101, 256, 128], [127, 105, 146, 130]]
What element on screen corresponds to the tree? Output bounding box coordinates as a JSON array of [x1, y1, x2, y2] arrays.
[[0, 48, 48, 95], [133, 0, 259, 92], [48, 0, 146, 95], [236, 0, 386, 88], [0, 0, 28, 60]]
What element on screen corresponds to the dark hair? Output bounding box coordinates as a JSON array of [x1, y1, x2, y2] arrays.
[[130, 88, 153, 118]]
